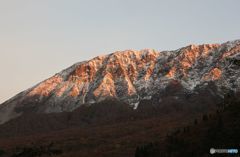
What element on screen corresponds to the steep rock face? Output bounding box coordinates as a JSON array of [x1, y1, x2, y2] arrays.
[[0, 40, 240, 124]]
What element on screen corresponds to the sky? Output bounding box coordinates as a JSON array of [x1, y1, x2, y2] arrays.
[[0, 0, 240, 103]]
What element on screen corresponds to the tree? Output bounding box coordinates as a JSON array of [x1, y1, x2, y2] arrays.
[[194, 119, 198, 125], [0, 149, 5, 156], [202, 114, 208, 122], [217, 115, 223, 129], [135, 143, 158, 157]]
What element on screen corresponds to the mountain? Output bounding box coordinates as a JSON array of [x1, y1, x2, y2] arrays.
[[0, 40, 240, 125], [0, 39, 240, 157]]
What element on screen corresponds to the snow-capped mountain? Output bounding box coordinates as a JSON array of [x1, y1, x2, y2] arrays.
[[0, 40, 240, 124]]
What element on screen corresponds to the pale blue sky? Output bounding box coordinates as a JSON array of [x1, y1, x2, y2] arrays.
[[0, 0, 240, 103]]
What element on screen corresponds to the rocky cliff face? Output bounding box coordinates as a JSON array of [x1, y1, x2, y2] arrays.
[[0, 40, 240, 124]]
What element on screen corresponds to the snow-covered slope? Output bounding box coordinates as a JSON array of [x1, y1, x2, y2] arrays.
[[0, 40, 240, 124]]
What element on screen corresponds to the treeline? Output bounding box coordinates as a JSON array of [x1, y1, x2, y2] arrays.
[[0, 142, 62, 157]]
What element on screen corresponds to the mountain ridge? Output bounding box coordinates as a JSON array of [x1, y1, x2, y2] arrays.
[[0, 39, 240, 124]]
